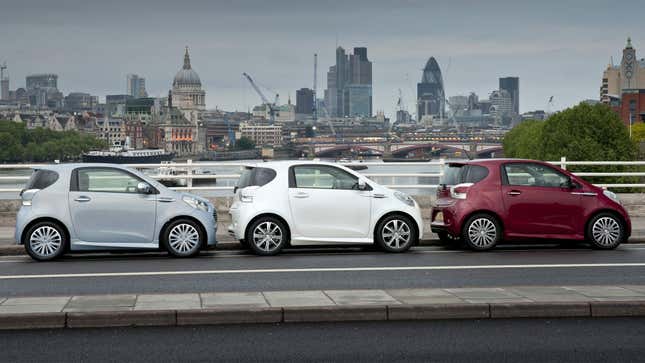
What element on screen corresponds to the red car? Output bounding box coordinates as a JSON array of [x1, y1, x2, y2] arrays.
[[431, 159, 631, 251]]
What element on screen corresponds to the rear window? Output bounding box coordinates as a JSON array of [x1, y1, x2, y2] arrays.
[[25, 169, 59, 190], [440, 164, 488, 185], [237, 167, 276, 189]]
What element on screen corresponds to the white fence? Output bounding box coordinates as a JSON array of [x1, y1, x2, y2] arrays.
[[0, 156, 644, 194]]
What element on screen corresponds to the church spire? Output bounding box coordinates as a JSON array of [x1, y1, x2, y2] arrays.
[[183, 46, 191, 69]]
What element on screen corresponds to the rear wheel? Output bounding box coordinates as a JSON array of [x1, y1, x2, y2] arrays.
[[247, 217, 288, 256], [462, 214, 501, 251], [375, 215, 416, 253], [24, 221, 68, 261], [163, 219, 203, 257], [587, 213, 625, 250]]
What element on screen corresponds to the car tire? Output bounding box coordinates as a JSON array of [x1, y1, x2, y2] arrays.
[[375, 214, 417, 253], [462, 213, 501, 251], [246, 217, 288, 256], [162, 219, 204, 258], [24, 221, 68, 261], [587, 213, 625, 250]]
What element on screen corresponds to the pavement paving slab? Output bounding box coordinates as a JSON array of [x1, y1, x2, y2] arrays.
[[386, 288, 465, 304], [564, 286, 645, 298], [200, 292, 269, 308], [263, 290, 334, 307], [64, 294, 137, 312], [324, 289, 401, 305], [445, 287, 523, 300], [506, 286, 592, 302], [135, 293, 201, 311]]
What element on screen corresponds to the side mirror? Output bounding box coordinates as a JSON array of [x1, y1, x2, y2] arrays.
[[561, 177, 579, 189], [357, 179, 367, 191], [137, 182, 152, 194]]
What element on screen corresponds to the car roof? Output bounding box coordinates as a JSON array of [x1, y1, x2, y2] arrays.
[[33, 163, 136, 173], [448, 158, 552, 167]]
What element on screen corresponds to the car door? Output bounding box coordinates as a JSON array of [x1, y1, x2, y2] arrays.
[[501, 162, 582, 237], [67, 167, 157, 245], [288, 165, 371, 241]]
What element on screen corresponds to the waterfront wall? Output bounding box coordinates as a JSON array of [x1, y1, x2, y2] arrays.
[[2, 194, 645, 237]]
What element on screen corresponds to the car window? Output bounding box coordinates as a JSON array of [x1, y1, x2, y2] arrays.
[[25, 169, 59, 190], [293, 165, 358, 190], [504, 163, 568, 188], [237, 167, 276, 188], [440, 164, 488, 185], [76, 168, 143, 193]]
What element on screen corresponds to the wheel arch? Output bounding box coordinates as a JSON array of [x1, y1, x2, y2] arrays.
[[460, 210, 505, 235], [373, 211, 420, 245], [244, 213, 292, 244], [584, 209, 628, 238], [159, 215, 208, 249], [21, 217, 71, 247]]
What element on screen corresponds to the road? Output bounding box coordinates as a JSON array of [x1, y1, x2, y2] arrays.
[[4, 243, 645, 297], [2, 318, 644, 362]]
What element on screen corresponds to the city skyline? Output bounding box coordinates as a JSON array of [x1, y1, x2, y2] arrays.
[[1, 0, 644, 117]]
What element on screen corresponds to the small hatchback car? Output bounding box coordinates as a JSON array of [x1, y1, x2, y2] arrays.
[[431, 159, 631, 251], [16, 164, 217, 261], [228, 161, 423, 255]]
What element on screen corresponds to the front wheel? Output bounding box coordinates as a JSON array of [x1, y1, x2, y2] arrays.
[[587, 213, 625, 250], [163, 219, 204, 257], [462, 214, 501, 251], [24, 221, 68, 261], [375, 215, 417, 253]]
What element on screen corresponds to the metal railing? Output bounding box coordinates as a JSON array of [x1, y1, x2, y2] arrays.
[[0, 156, 644, 194]]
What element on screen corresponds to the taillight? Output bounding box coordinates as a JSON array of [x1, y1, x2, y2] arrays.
[[450, 183, 474, 200]]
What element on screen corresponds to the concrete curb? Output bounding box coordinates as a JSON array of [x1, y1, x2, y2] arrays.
[[3, 300, 645, 330]]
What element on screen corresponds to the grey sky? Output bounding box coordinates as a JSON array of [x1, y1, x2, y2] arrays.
[[2, 0, 643, 117]]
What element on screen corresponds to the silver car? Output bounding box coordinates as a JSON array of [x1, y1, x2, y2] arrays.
[[15, 164, 217, 261]]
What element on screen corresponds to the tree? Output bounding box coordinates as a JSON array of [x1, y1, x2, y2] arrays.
[[504, 103, 636, 161], [631, 122, 645, 142], [305, 125, 315, 138], [0, 120, 106, 162], [234, 136, 256, 150], [502, 120, 544, 159]]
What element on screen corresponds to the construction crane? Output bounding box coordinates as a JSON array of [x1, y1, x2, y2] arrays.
[[313, 54, 318, 122], [242, 72, 278, 123]]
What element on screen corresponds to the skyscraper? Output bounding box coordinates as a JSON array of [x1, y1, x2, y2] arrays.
[[417, 57, 445, 120], [296, 88, 314, 114], [325, 46, 372, 117], [126, 74, 148, 98], [499, 77, 520, 115]]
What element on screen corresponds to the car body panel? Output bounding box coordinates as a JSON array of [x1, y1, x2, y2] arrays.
[[431, 158, 631, 242], [228, 160, 423, 246], [15, 163, 217, 251]]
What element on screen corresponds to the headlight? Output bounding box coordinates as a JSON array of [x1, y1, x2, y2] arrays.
[[182, 196, 209, 211], [603, 190, 621, 204], [394, 191, 415, 207]]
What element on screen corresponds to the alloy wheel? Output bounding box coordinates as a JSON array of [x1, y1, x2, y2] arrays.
[[29, 226, 62, 258], [467, 218, 497, 248], [592, 217, 621, 247], [382, 219, 411, 249], [253, 221, 283, 253], [168, 223, 200, 254]]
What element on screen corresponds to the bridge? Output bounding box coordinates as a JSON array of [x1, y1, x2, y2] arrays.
[[297, 141, 504, 159]]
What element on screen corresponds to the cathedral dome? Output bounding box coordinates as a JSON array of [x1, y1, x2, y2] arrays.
[[173, 47, 202, 87]]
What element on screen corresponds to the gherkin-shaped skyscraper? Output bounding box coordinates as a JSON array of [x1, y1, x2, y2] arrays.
[[417, 57, 445, 121]]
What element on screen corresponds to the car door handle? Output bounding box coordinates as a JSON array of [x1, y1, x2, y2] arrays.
[[74, 196, 91, 202], [293, 192, 309, 198], [507, 190, 522, 196]]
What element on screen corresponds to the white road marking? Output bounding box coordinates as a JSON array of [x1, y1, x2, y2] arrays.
[[3, 262, 645, 280]]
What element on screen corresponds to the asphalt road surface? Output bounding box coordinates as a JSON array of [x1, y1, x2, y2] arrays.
[[2, 318, 645, 362], [4, 243, 645, 297]]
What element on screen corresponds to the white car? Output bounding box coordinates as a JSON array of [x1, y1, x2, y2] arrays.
[[228, 161, 423, 255]]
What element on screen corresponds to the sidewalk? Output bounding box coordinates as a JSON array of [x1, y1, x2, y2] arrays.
[[2, 285, 645, 329]]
